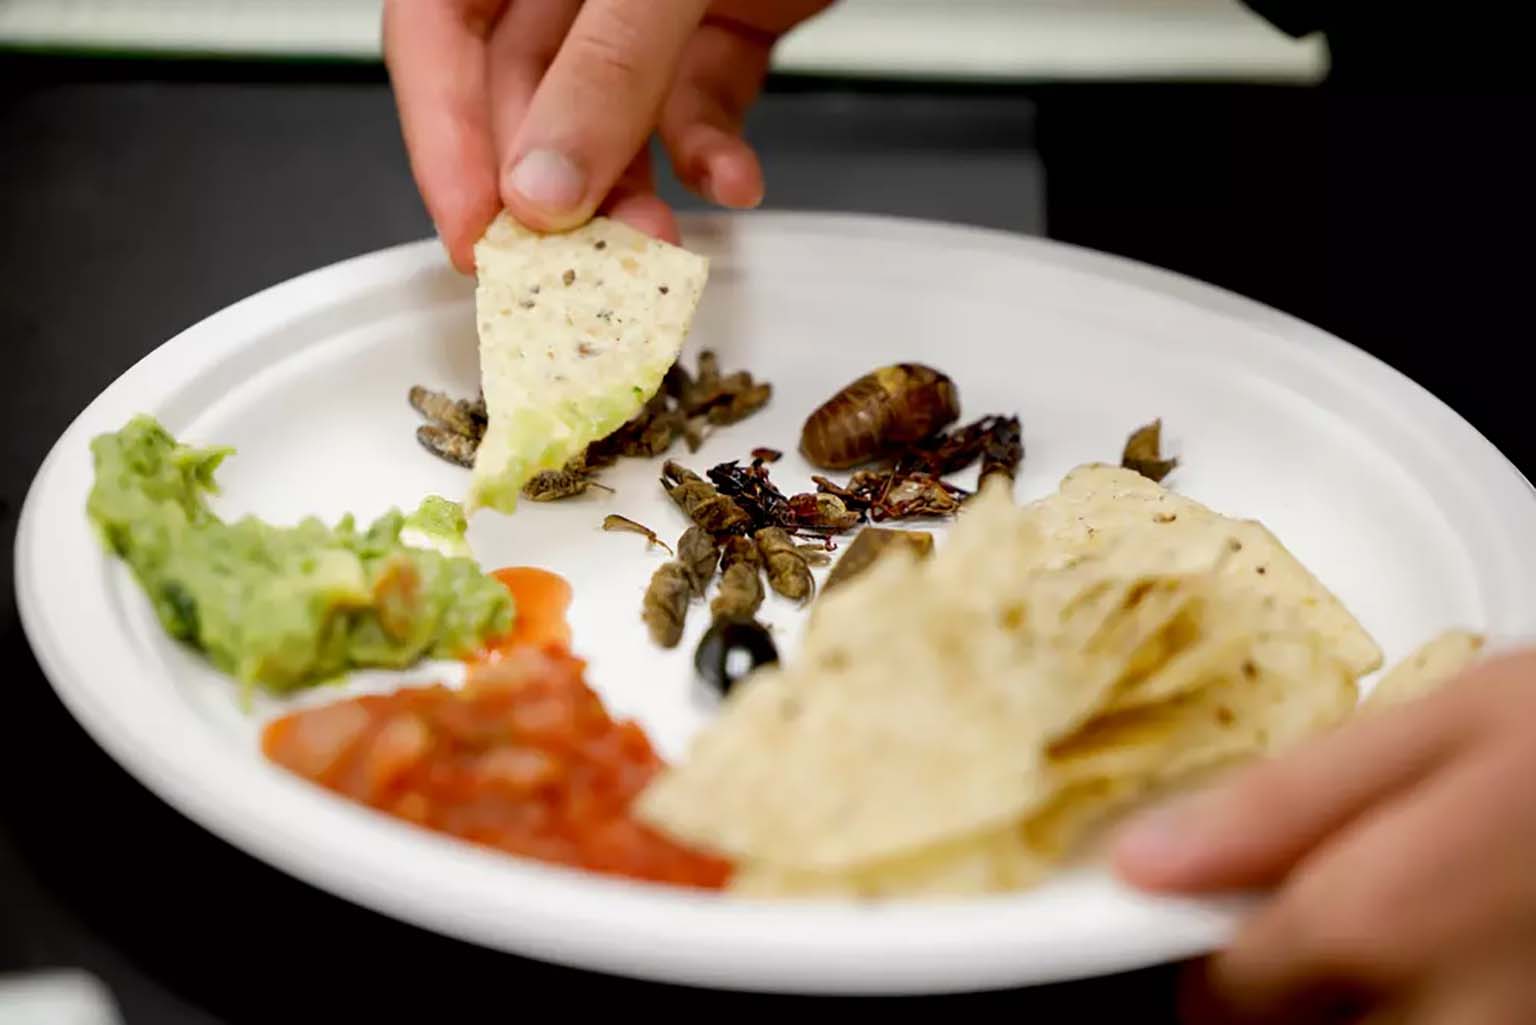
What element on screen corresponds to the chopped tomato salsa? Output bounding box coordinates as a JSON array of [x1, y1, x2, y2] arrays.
[[262, 646, 731, 889], [480, 566, 573, 655]]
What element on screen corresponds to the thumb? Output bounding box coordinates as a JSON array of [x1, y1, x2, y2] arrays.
[[501, 0, 709, 232]]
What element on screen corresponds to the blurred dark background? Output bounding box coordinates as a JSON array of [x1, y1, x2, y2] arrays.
[[2, 1, 1531, 1018]]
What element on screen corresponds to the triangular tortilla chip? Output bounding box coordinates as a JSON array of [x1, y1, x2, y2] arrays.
[[468, 214, 708, 512]]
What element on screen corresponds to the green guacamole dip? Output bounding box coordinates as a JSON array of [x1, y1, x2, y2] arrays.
[[87, 416, 514, 693]]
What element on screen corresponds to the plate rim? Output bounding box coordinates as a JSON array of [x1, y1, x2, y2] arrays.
[[16, 210, 1536, 995]]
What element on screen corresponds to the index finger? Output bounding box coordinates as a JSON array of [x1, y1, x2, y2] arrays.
[[499, 0, 710, 231], [383, 0, 505, 273], [1113, 682, 1483, 892]]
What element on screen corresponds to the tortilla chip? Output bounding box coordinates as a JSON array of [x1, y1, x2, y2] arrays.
[[730, 824, 1047, 899], [1020, 465, 1383, 678], [640, 468, 1370, 893], [1028, 631, 1357, 859], [469, 214, 708, 512], [1364, 629, 1485, 712]]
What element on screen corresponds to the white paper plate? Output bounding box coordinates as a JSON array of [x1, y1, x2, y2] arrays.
[[17, 212, 1536, 995]]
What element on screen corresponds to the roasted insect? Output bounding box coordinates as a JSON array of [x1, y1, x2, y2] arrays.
[[679, 351, 725, 414], [416, 425, 478, 468], [623, 394, 685, 457], [663, 360, 694, 402], [900, 415, 1022, 478], [708, 460, 792, 533], [831, 468, 969, 522], [979, 415, 1024, 485], [694, 618, 778, 696], [524, 458, 613, 501], [671, 349, 774, 425], [677, 526, 720, 597], [755, 527, 814, 602], [810, 475, 868, 512], [409, 385, 485, 440], [824, 528, 935, 592], [800, 364, 960, 470], [785, 491, 862, 533], [410, 351, 771, 487], [874, 474, 967, 520], [719, 535, 763, 572], [810, 413, 1020, 520], [643, 562, 692, 648], [711, 562, 765, 622], [691, 350, 721, 401], [603, 514, 673, 555], [662, 460, 752, 534], [1122, 419, 1178, 483], [900, 417, 992, 476], [706, 378, 773, 426]]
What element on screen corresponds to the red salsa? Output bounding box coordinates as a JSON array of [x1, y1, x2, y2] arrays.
[[261, 569, 731, 889]]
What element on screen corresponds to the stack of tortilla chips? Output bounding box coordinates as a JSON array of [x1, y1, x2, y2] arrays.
[[638, 465, 1398, 897]]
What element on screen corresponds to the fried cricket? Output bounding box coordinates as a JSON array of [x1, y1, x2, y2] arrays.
[[755, 527, 815, 602], [979, 415, 1024, 485], [678, 526, 721, 597], [524, 457, 613, 501], [408, 351, 771, 491], [662, 460, 753, 535], [711, 562, 765, 622], [643, 562, 692, 648], [417, 425, 478, 468], [409, 385, 486, 439], [719, 535, 763, 573]]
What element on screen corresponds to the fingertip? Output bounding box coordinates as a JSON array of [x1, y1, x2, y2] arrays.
[[500, 149, 596, 233], [672, 130, 763, 208], [444, 237, 475, 276], [431, 194, 499, 274], [703, 143, 764, 209], [1113, 805, 1204, 891], [605, 192, 680, 244]]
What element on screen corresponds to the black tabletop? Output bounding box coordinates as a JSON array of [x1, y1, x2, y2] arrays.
[[2, 55, 1530, 1022]]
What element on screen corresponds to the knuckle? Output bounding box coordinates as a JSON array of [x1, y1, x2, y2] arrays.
[[565, 13, 649, 88], [451, 0, 505, 38]]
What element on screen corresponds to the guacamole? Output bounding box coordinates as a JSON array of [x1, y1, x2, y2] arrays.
[[87, 416, 514, 693]]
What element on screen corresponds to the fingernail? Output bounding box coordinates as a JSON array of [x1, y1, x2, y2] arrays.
[[506, 149, 587, 214]]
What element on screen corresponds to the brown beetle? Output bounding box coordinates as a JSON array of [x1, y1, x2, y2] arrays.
[[799, 364, 961, 470]]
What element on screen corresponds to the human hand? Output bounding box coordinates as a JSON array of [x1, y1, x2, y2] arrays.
[[1114, 651, 1536, 1024], [383, 0, 833, 272]]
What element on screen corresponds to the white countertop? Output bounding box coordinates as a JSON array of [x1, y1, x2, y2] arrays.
[[0, 0, 1327, 82]]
